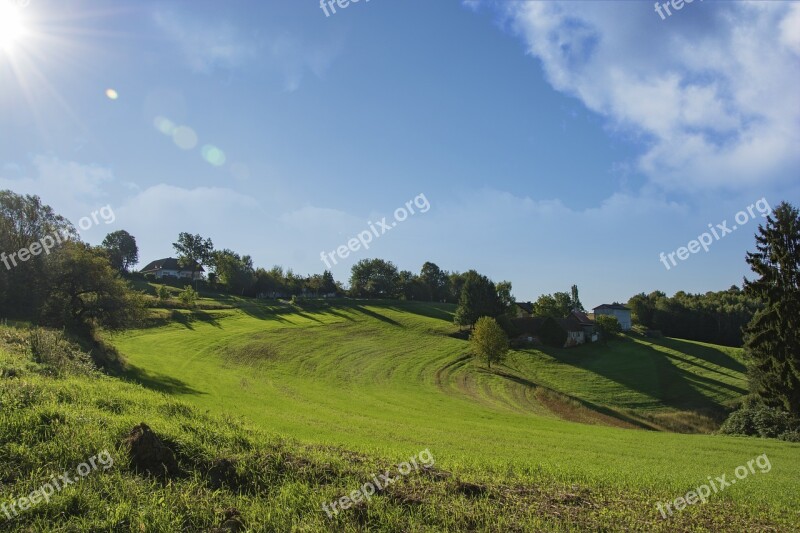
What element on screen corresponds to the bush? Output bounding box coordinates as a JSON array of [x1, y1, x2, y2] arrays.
[[28, 328, 93, 375], [156, 285, 171, 301], [720, 404, 800, 440], [595, 315, 622, 339], [178, 286, 198, 308]]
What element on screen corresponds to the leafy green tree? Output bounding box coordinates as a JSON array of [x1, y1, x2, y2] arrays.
[[212, 249, 254, 295], [101, 230, 139, 272], [0, 190, 75, 317], [41, 241, 146, 332], [743, 202, 800, 415], [531, 292, 573, 318], [321, 270, 337, 293], [595, 315, 621, 339], [470, 316, 509, 369], [172, 232, 214, 282], [420, 262, 447, 301], [454, 270, 500, 328], [349, 258, 400, 298], [496, 281, 515, 313]]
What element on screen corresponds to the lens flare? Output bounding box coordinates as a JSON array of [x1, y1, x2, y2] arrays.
[[201, 144, 226, 166], [105, 88, 118, 100], [153, 116, 176, 135], [172, 126, 198, 150]]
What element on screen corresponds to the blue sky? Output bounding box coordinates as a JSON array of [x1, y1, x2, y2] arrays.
[[1, 0, 798, 308]]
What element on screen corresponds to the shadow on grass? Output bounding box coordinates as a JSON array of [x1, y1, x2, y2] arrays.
[[650, 337, 746, 373], [123, 364, 206, 396], [537, 338, 739, 422], [350, 305, 403, 327], [478, 367, 658, 430]]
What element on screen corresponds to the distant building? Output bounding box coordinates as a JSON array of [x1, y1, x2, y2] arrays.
[[511, 311, 598, 348], [140, 257, 205, 280], [593, 303, 632, 331], [515, 301, 534, 317]]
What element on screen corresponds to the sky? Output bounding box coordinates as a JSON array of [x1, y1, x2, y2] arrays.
[[1, 0, 798, 309]]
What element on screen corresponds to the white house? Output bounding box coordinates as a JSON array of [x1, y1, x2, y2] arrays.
[[140, 257, 205, 280], [593, 303, 632, 331]]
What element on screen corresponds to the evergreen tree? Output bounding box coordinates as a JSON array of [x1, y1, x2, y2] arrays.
[[743, 202, 800, 415]]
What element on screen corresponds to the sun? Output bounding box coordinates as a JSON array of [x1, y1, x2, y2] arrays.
[[0, 2, 27, 52]]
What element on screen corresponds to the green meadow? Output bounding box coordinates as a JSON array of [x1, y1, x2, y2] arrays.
[[87, 295, 797, 530]]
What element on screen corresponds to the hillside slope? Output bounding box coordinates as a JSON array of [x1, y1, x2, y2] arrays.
[[1, 323, 798, 531]]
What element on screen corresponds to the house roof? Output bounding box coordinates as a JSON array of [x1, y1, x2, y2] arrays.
[[555, 317, 585, 333], [516, 301, 534, 314], [511, 317, 547, 334], [140, 257, 205, 273], [571, 310, 594, 325], [593, 303, 630, 311]]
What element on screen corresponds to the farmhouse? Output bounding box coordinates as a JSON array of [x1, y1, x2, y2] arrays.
[[511, 311, 598, 348], [140, 257, 205, 280], [593, 303, 632, 331]]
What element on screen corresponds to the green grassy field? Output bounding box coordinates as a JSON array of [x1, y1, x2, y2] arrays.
[[107, 297, 798, 527], [1, 296, 798, 531]]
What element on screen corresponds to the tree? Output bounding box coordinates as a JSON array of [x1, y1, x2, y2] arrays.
[[172, 232, 214, 283], [420, 262, 447, 301], [454, 270, 500, 328], [101, 230, 139, 272], [0, 190, 75, 317], [349, 258, 400, 298], [212, 249, 254, 295], [321, 270, 337, 294], [743, 202, 800, 415], [570, 285, 585, 312], [470, 316, 508, 369], [595, 315, 621, 340], [531, 292, 573, 319], [40, 241, 146, 332], [496, 281, 515, 314]]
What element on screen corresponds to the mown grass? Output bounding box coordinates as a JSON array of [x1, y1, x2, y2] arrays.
[[1, 324, 798, 531], [100, 299, 800, 527]]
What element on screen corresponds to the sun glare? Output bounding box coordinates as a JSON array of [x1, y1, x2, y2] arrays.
[[0, 3, 26, 52]]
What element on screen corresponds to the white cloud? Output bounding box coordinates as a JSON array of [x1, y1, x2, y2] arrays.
[[0, 156, 114, 222], [502, 1, 800, 192]]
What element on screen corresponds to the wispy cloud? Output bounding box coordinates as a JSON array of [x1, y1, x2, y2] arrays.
[[496, 1, 800, 192], [152, 8, 343, 92], [153, 9, 257, 74]]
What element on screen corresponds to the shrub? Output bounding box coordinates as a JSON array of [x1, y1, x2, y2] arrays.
[[28, 328, 93, 375], [178, 286, 199, 308], [156, 285, 171, 301], [596, 315, 622, 339], [720, 404, 800, 440]]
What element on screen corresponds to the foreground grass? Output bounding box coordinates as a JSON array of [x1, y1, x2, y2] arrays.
[[1, 326, 798, 531], [103, 299, 800, 524]]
